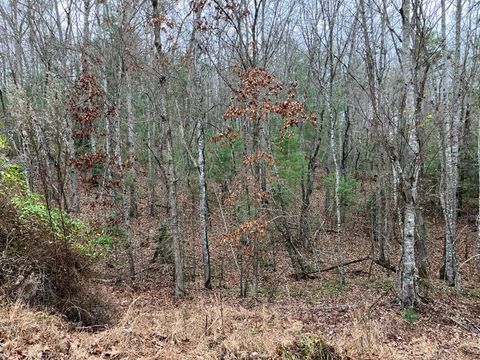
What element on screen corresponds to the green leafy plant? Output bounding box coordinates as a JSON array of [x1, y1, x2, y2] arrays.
[[0, 134, 9, 152], [0, 154, 113, 259], [0, 163, 28, 191], [73, 228, 116, 258], [11, 191, 83, 241], [403, 305, 418, 325]]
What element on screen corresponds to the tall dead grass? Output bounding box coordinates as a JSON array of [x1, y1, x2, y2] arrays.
[[1, 295, 478, 359]]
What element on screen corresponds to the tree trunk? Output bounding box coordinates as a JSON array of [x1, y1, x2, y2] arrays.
[[197, 118, 211, 289], [113, 72, 135, 279], [440, 0, 461, 287], [374, 177, 386, 263], [189, 5, 211, 290], [299, 109, 322, 251], [326, 11, 344, 285], [152, 0, 184, 296], [165, 125, 184, 296], [399, 0, 419, 308], [125, 71, 138, 218], [66, 119, 80, 213], [122, 178, 136, 280], [401, 202, 417, 307], [477, 110, 480, 281], [415, 210, 428, 279], [147, 118, 157, 217]]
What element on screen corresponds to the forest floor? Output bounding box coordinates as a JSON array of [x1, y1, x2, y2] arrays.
[[1, 183, 480, 359]]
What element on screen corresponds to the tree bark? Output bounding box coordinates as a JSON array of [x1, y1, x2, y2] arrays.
[[399, 0, 419, 308], [125, 70, 138, 218], [147, 117, 157, 217], [152, 0, 184, 296], [196, 119, 211, 289], [189, 4, 211, 290], [326, 5, 344, 285], [477, 109, 480, 281], [440, 0, 461, 287], [415, 210, 428, 279]]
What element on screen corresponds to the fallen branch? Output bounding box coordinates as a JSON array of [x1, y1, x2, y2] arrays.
[[450, 317, 472, 332], [292, 257, 370, 278], [319, 257, 370, 273], [310, 303, 354, 312], [374, 259, 397, 273]]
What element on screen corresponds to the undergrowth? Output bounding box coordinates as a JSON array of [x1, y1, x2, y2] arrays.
[[0, 144, 113, 326], [277, 335, 345, 360]]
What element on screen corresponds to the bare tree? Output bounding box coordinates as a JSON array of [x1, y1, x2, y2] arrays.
[[439, 0, 462, 287], [151, 0, 184, 296], [189, 1, 212, 289]]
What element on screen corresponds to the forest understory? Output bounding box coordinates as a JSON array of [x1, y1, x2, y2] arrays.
[[1, 179, 479, 360]]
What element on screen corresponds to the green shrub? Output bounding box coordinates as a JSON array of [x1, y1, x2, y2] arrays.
[[0, 152, 113, 259], [273, 130, 306, 189], [12, 191, 83, 240], [323, 173, 359, 213], [403, 305, 418, 325], [73, 228, 116, 258], [0, 134, 8, 151], [11, 190, 115, 259], [0, 186, 113, 326], [0, 162, 28, 191]]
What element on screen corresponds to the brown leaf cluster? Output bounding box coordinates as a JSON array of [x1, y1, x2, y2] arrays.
[[243, 151, 274, 167], [223, 67, 315, 128], [211, 126, 240, 142], [70, 151, 105, 171], [221, 218, 268, 244], [68, 66, 104, 139]]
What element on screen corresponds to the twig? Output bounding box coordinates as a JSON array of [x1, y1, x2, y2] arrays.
[[450, 317, 472, 332], [459, 254, 480, 269], [368, 290, 391, 314]]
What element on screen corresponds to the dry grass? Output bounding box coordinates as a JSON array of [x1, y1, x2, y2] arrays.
[[1, 281, 479, 359], [0, 295, 301, 359]]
